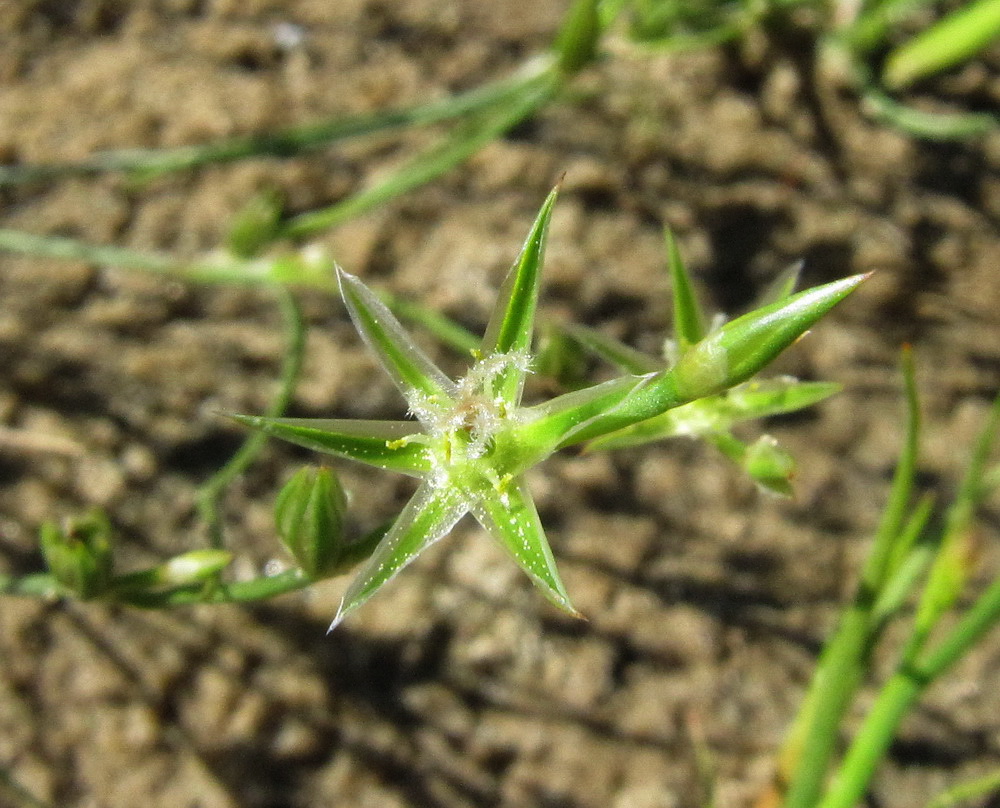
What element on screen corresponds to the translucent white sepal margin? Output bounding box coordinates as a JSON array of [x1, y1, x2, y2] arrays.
[[468, 477, 579, 617], [328, 481, 468, 631], [337, 268, 458, 407]]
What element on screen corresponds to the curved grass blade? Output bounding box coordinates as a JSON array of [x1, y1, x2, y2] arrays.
[[480, 186, 559, 404], [338, 269, 457, 404], [281, 73, 558, 240], [225, 414, 431, 475], [0, 60, 554, 186], [468, 477, 579, 616], [330, 482, 468, 630]]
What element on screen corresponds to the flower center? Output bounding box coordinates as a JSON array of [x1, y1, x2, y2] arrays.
[[407, 350, 532, 474]]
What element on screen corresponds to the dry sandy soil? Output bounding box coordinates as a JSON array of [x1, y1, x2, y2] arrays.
[[1, 2, 998, 807]]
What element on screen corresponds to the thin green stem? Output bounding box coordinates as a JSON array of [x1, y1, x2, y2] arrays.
[[0, 59, 554, 185], [279, 72, 560, 239], [926, 767, 1000, 808], [196, 288, 307, 549], [122, 567, 311, 607], [816, 668, 923, 808]]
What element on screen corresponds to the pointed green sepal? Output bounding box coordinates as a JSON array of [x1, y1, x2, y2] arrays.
[[521, 374, 653, 457], [226, 413, 431, 475], [338, 268, 457, 406], [552, 275, 866, 448], [481, 187, 559, 404], [468, 477, 579, 616], [666, 228, 706, 353], [330, 482, 468, 630], [669, 273, 869, 402]]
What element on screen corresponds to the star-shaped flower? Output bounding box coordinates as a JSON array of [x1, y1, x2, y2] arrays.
[[231, 189, 865, 628]]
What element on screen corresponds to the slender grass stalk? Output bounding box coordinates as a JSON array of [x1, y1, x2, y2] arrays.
[[196, 288, 307, 550], [781, 349, 919, 808], [926, 768, 1000, 808], [0, 765, 52, 808], [279, 72, 560, 240], [0, 59, 555, 185], [883, 0, 1000, 89], [817, 577, 1000, 808]]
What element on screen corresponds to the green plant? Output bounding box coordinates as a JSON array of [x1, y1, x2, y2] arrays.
[[0, 190, 863, 618], [760, 347, 1000, 808], [1, 185, 997, 807]]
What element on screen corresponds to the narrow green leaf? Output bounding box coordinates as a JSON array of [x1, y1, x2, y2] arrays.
[[861, 84, 996, 140], [672, 274, 868, 401], [330, 482, 468, 629], [226, 414, 431, 475], [0, 60, 553, 186], [481, 187, 559, 404], [468, 478, 579, 616], [563, 322, 661, 374], [281, 75, 557, 239], [338, 269, 457, 404], [883, 0, 1000, 90], [666, 228, 705, 351]]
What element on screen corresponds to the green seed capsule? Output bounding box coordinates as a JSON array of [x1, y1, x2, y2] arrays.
[[40, 509, 114, 599], [274, 466, 349, 580]]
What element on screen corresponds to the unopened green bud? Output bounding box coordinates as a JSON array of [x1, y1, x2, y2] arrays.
[[40, 509, 114, 599], [673, 274, 868, 401], [227, 188, 283, 258], [275, 466, 348, 580], [744, 435, 796, 497]]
